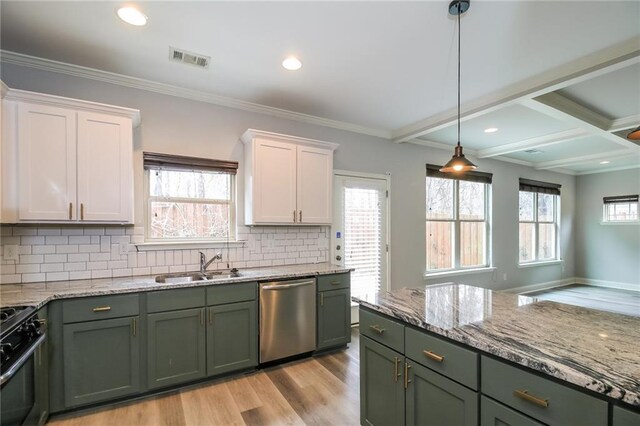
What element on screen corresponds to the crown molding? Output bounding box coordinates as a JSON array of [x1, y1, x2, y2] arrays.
[[575, 163, 640, 176], [0, 50, 391, 139], [241, 128, 339, 151]]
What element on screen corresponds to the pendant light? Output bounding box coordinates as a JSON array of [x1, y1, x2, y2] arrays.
[[440, 0, 478, 173], [627, 125, 640, 140]]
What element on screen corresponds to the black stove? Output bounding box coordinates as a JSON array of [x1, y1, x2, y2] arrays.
[[1, 306, 44, 378]]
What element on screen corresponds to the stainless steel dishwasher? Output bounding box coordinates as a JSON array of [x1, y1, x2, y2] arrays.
[[259, 278, 316, 363]]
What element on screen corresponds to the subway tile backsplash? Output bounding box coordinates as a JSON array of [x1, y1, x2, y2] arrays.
[[0, 225, 329, 284]]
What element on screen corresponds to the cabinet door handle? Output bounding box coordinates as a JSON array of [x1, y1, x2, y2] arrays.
[[369, 324, 385, 335], [69, 202, 73, 220], [293, 210, 297, 223], [514, 390, 549, 408], [299, 210, 302, 222], [92, 306, 112, 312], [394, 357, 402, 382], [208, 309, 212, 325], [423, 350, 445, 363], [404, 362, 411, 389], [320, 293, 324, 306], [80, 203, 84, 220], [131, 318, 137, 337], [200, 308, 205, 326]]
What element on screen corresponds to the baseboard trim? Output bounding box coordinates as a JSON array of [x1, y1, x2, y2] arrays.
[[503, 278, 576, 294], [574, 277, 640, 292]]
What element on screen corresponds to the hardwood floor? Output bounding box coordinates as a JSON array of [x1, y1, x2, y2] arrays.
[[47, 328, 360, 426], [529, 284, 640, 317]]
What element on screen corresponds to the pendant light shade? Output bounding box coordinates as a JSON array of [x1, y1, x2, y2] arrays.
[[627, 125, 640, 140], [440, 0, 478, 174]]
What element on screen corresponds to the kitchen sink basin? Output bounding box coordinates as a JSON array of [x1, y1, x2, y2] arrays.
[[155, 269, 240, 283]]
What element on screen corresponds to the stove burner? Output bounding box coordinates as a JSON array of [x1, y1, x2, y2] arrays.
[[0, 307, 18, 323]]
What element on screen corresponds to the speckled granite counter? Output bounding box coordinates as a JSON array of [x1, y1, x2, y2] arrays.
[[0, 263, 350, 309], [354, 284, 640, 407]]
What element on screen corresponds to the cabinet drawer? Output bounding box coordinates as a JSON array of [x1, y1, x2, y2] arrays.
[[613, 405, 640, 426], [405, 326, 478, 390], [317, 273, 350, 292], [481, 396, 543, 426], [63, 294, 139, 323], [481, 356, 608, 426], [359, 308, 404, 353], [207, 282, 257, 306], [147, 287, 205, 313]]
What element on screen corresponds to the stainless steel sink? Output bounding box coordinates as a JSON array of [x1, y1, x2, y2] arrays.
[[155, 269, 240, 283], [154, 273, 206, 284]]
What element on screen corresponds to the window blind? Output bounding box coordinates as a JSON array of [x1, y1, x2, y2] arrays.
[[143, 152, 238, 174], [603, 194, 639, 204], [343, 186, 383, 299], [519, 178, 561, 195], [426, 164, 493, 184]]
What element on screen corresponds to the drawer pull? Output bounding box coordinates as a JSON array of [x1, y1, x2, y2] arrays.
[[369, 324, 385, 335], [404, 362, 411, 389], [514, 389, 549, 408], [92, 306, 112, 312], [394, 356, 401, 382], [423, 350, 445, 363]]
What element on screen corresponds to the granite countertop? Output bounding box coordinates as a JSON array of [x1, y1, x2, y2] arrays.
[[0, 263, 351, 309], [354, 284, 640, 407]]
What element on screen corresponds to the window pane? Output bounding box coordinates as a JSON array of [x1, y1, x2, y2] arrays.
[[150, 170, 230, 200], [426, 221, 454, 270], [631, 203, 639, 220], [537, 193, 554, 222], [519, 223, 535, 262], [459, 181, 485, 220], [426, 178, 454, 219], [460, 221, 485, 267], [150, 202, 230, 239], [519, 191, 534, 221], [538, 223, 556, 260]]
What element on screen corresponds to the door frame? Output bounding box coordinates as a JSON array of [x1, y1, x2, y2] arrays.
[[332, 170, 391, 325]]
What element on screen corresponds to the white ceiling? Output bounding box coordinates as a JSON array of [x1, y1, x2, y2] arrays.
[[1, 1, 639, 174]]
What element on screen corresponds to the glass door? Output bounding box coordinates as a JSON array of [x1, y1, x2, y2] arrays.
[[333, 172, 389, 324]]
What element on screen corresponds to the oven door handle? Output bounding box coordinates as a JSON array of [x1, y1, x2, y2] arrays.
[[0, 333, 46, 386]]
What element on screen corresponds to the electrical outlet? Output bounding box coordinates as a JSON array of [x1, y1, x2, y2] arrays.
[[502, 273, 507, 281], [119, 242, 129, 256], [4, 245, 18, 261]]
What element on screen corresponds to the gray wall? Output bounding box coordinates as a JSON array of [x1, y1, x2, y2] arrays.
[[575, 169, 640, 285], [1, 62, 576, 290]]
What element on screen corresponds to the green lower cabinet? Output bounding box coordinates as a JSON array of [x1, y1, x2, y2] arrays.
[[317, 289, 351, 350], [481, 396, 543, 426], [63, 316, 140, 408], [147, 307, 207, 389], [207, 301, 257, 377], [613, 405, 640, 426], [406, 360, 478, 426], [360, 336, 405, 426]]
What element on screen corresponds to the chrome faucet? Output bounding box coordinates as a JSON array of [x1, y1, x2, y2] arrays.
[[199, 251, 222, 273]]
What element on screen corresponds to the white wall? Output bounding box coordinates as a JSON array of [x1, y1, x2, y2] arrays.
[[0, 62, 576, 290], [575, 169, 640, 286]]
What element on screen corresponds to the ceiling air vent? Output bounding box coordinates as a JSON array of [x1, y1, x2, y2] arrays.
[[524, 149, 543, 155], [169, 46, 210, 69]]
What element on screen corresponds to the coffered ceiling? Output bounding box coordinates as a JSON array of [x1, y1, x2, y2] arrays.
[[1, 1, 639, 174]]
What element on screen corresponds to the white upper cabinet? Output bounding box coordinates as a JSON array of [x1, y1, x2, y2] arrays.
[[17, 103, 77, 221], [242, 129, 338, 226], [1, 86, 139, 224]]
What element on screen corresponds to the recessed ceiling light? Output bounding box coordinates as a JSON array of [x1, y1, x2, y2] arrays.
[[282, 57, 302, 71], [600, 160, 610, 164], [484, 127, 498, 133], [117, 6, 148, 26]]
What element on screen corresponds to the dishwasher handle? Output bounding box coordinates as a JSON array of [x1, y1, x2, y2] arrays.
[[261, 280, 315, 290]]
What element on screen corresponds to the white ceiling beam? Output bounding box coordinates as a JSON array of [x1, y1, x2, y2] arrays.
[[608, 114, 640, 133], [392, 39, 640, 143], [522, 93, 639, 150], [476, 128, 589, 159], [410, 138, 534, 167], [534, 148, 639, 170]]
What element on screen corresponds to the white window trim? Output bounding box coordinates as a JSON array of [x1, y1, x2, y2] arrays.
[[426, 179, 492, 274], [143, 168, 238, 244], [518, 192, 560, 265], [601, 201, 639, 224], [424, 266, 496, 279]]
